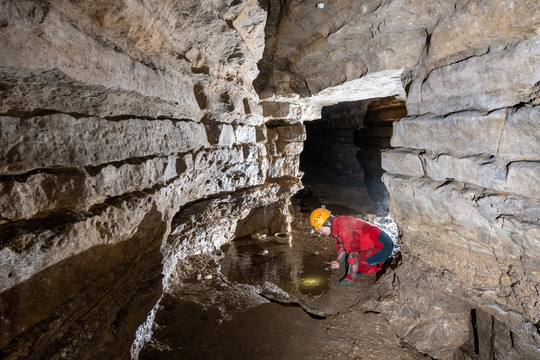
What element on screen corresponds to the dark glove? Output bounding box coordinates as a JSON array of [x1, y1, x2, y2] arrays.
[[337, 277, 353, 287]]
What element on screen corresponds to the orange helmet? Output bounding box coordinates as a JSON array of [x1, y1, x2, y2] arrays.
[[310, 208, 331, 231]]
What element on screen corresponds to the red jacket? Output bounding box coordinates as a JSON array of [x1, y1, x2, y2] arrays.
[[332, 216, 384, 274]]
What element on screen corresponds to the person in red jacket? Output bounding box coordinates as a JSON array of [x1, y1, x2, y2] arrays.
[[310, 207, 394, 287]]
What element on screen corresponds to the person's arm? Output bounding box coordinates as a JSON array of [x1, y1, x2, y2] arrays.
[[335, 248, 346, 264], [333, 235, 346, 267], [336, 252, 360, 286]]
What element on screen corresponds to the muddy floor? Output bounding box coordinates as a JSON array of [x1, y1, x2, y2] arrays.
[[139, 162, 428, 360]]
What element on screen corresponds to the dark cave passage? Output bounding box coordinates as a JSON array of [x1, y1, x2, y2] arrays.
[[300, 97, 406, 215]]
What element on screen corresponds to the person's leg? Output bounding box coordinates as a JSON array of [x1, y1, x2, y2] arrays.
[[365, 231, 394, 265], [357, 262, 380, 273]]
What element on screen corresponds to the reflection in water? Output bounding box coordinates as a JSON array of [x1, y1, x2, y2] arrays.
[[220, 235, 331, 297]]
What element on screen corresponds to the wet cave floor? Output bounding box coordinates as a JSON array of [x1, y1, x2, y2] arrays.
[[139, 163, 428, 360]]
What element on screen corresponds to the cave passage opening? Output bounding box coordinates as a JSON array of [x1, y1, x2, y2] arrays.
[[138, 96, 411, 359], [299, 96, 407, 216]]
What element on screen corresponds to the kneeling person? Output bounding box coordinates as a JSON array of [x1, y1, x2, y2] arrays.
[[310, 207, 394, 287]]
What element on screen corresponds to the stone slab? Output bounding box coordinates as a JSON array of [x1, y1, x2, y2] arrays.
[[407, 37, 540, 115], [381, 149, 425, 177], [392, 107, 540, 161], [0, 114, 209, 174]]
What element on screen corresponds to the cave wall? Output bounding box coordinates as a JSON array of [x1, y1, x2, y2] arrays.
[[254, 0, 434, 98], [1, 0, 540, 359], [256, 1, 540, 359], [381, 39, 540, 360], [0, 0, 303, 358], [379, 3, 540, 359]]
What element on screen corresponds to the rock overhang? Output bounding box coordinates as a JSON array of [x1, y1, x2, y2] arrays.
[[261, 68, 407, 121]]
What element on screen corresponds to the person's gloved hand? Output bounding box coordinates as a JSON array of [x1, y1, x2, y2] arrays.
[[337, 278, 353, 287]]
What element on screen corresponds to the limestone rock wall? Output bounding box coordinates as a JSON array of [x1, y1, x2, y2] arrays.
[[257, 1, 540, 359], [254, 0, 439, 99], [2, 0, 540, 359], [0, 0, 303, 358], [380, 4, 540, 360]]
